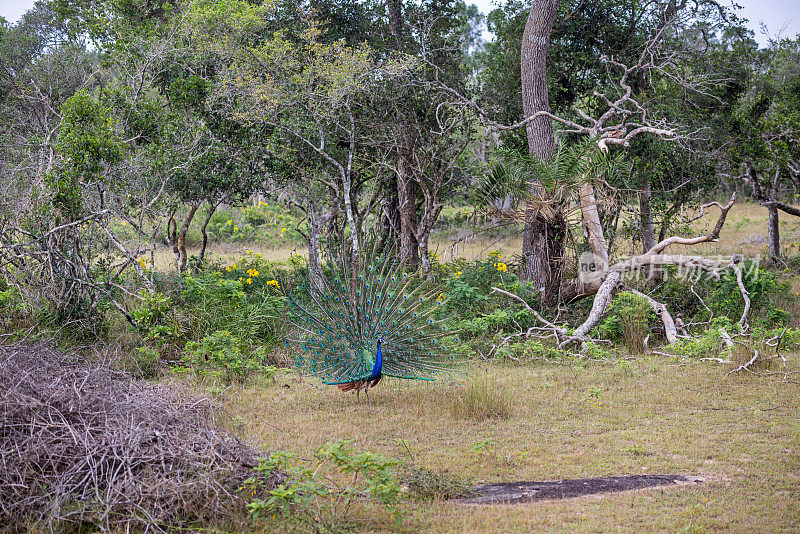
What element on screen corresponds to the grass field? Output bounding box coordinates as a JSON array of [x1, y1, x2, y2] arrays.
[[223, 352, 800, 533]]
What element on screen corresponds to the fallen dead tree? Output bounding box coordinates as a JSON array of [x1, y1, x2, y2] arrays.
[[489, 193, 757, 353], [0, 340, 282, 533], [558, 193, 752, 347]]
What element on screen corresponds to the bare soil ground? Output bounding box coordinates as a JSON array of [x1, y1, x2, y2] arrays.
[[461, 475, 701, 504]]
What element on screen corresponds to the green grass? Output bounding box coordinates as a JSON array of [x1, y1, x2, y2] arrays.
[[221, 353, 800, 533]]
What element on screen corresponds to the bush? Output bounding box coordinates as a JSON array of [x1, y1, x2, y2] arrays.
[[598, 291, 655, 351], [244, 441, 401, 530], [179, 330, 264, 385], [0, 285, 32, 333], [672, 319, 737, 360], [183, 267, 285, 345], [439, 252, 542, 345], [657, 264, 792, 328], [130, 290, 187, 351]]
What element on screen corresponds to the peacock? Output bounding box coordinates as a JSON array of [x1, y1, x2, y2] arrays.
[[285, 239, 457, 401]]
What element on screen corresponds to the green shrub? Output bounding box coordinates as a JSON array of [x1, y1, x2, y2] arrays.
[[183, 269, 284, 345], [0, 285, 31, 332], [598, 291, 655, 351], [178, 330, 262, 385], [440, 252, 542, 343], [710, 264, 788, 324], [244, 441, 401, 530], [130, 291, 186, 348], [130, 346, 161, 379], [672, 318, 737, 359]]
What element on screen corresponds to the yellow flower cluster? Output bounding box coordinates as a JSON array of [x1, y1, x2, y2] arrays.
[[280, 227, 287, 237], [495, 262, 508, 272], [246, 268, 259, 278], [266, 279, 280, 287], [136, 257, 147, 269], [454, 270, 462, 278]]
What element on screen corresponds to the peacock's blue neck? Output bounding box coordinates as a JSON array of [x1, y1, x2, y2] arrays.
[[370, 340, 383, 379]]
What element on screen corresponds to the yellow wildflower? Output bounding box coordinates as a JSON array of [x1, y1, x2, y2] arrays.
[[227, 219, 232, 225], [225, 266, 231, 272], [247, 278, 252, 284], [454, 270, 462, 278], [266, 280, 280, 287], [233, 226, 239, 231], [495, 262, 507, 272]]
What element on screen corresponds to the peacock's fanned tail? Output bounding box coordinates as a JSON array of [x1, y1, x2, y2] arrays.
[[285, 240, 457, 385]]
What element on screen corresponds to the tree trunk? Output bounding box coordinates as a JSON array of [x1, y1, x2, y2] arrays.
[[397, 151, 419, 267], [767, 169, 782, 264], [418, 236, 431, 279], [195, 200, 221, 275], [169, 201, 199, 273], [520, 0, 562, 306], [307, 199, 324, 290], [521, 0, 558, 160], [522, 209, 566, 304], [639, 179, 656, 253], [767, 205, 781, 263], [387, 0, 419, 268]]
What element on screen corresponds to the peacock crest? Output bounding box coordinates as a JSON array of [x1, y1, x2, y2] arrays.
[[284, 238, 457, 392]]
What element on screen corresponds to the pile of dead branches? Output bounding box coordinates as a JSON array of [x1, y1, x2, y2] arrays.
[[0, 340, 282, 532]]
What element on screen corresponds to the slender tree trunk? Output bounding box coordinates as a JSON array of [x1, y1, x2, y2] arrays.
[[169, 201, 199, 273], [767, 205, 781, 262], [639, 179, 656, 253], [195, 199, 221, 275], [768, 169, 782, 264], [307, 199, 324, 290], [418, 236, 431, 279], [397, 150, 419, 267], [520, 0, 563, 306]]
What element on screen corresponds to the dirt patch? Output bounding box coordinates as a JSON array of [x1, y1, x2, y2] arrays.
[[460, 475, 703, 504]]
